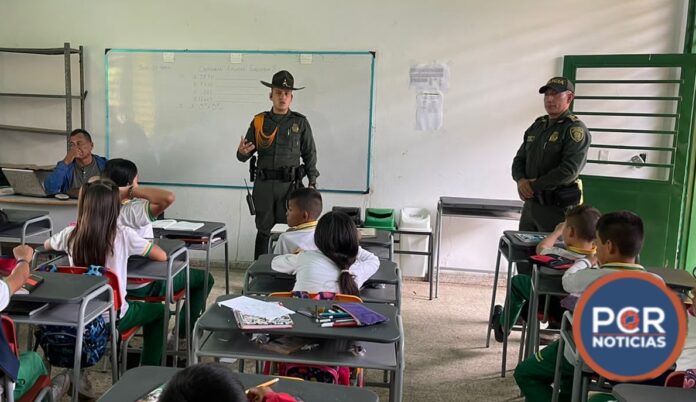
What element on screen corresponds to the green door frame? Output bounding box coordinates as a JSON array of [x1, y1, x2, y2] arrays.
[[563, 54, 696, 269]]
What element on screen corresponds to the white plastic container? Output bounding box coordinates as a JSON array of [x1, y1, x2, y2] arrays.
[[398, 208, 431, 278]]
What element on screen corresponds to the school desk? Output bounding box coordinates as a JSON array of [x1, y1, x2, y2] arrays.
[[97, 366, 381, 402], [485, 230, 546, 349], [0, 208, 52, 244], [0, 195, 75, 233], [9, 271, 118, 402], [127, 238, 190, 365], [192, 295, 403, 402], [612, 384, 696, 402], [153, 218, 231, 295], [243, 254, 402, 309], [434, 197, 523, 299]]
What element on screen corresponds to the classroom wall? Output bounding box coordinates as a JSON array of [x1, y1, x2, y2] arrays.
[[0, 0, 688, 271]]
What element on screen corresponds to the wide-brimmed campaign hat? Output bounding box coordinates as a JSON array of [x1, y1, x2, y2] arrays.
[[261, 70, 305, 91]]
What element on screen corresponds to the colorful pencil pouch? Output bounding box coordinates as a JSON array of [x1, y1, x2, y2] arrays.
[[333, 303, 388, 326]]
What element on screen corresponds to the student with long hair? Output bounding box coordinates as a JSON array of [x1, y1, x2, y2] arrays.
[[103, 158, 212, 337], [43, 178, 168, 366], [271, 211, 379, 295]]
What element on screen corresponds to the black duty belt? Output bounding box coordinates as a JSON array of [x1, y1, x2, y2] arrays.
[[257, 166, 305, 182]]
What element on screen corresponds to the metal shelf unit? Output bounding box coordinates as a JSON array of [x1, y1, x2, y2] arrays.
[[0, 42, 86, 139]]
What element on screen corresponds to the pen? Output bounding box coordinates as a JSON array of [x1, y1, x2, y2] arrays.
[[321, 321, 358, 328], [245, 378, 279, 394]]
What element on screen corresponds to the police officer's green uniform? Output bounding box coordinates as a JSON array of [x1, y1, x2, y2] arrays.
[[237, 71, 319, 258], [512, 78, 590, 232]]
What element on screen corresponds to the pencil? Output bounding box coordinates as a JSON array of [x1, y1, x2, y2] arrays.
[[245, 378, 279, 394]]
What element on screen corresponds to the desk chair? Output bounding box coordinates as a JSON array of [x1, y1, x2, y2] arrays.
[[54, 267, 139, 378], [1, 316, 52, 402], [126, 277, 189, 366], [551, 311, 611, 402], [524, 263, 568, 359]]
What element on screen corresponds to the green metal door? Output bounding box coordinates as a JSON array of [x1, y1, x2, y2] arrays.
[[563, 54, 696, 269]]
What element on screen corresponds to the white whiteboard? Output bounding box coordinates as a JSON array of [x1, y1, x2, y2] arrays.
[[106, 49, 375, 193]]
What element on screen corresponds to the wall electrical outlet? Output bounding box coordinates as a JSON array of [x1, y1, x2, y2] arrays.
[[598, 149, 609, 161]]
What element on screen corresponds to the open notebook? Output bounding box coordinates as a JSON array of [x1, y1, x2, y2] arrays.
[[151, 219, 204, 231]]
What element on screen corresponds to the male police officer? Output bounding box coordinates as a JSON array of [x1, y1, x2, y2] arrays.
[[512, 77, 590, 231], [237, 70, 319, 258]]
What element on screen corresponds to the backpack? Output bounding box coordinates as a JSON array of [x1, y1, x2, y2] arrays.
[[34, 265, 111, 368]]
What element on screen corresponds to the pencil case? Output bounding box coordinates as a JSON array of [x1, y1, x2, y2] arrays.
[[529, 254, 574, 270], [333, 303, 388, 326]]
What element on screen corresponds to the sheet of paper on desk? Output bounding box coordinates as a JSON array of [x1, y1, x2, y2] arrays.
[[271, 223, 289, 234], [218, 296, 294, 321], [152, 219, 204, 231]]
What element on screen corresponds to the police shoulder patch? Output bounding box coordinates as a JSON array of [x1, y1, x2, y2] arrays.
[[570, 126, 585, 142]]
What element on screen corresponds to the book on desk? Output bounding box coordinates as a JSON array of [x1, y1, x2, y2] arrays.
[[4, 300, 49, 316], [151, 219, 204, 231], [233, 310, 293, 330]]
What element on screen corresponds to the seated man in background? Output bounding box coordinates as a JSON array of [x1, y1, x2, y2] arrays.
[[273, 187, 322, 254], [44, 129, 107, 196]]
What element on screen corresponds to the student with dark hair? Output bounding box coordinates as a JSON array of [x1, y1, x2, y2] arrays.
[[43, 179, 168, 367], [515, 210, 651, 401], [273, 187, 323, 254], [44, 128, 108, 195], [271, 211, 378, 296], [491, 205, 601, 342], [159, 363, 298, 402], [103, 158, 211, 338], [102, 158, 176, 238]]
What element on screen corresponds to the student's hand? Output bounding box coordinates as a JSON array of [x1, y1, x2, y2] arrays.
[[246, 386, 274, 402], [553, 222, 565, 234], [238, 137, 256, 156], [8, 245, 33, 293], [12, 244, 34, 263], [517, 178, 535, 200], [588, 253, 598, 266], [118, 186, 130, 200]]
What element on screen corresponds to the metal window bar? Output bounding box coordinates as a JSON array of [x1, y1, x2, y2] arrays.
[[588, 127, 676, 135], [574, 95, 681, 101], [575, 79, 683, 84], [573, 111, 679, 118], [589, 144, 675, 152]]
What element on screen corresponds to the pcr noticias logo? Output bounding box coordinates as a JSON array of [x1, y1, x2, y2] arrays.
[[574, 271, 687, 381]]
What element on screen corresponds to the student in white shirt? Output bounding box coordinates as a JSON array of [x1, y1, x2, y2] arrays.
[[103, 158, 213, 338], [44, 178, 168, 367], [102, 158, 175, 238], [273, 188, 322, 254], [272, 211, 379, 295], [0, 246, 70, 401]]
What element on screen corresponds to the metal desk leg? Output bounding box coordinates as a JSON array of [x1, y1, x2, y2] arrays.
[[224, 239, 230, 294], [501, 259, 514, 377], [108, 290, 119, 383], [432, 201, 443, 300], [486, 246, 503, 348], [184, 263, 191, 365], [202, 240, 211, 313]]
